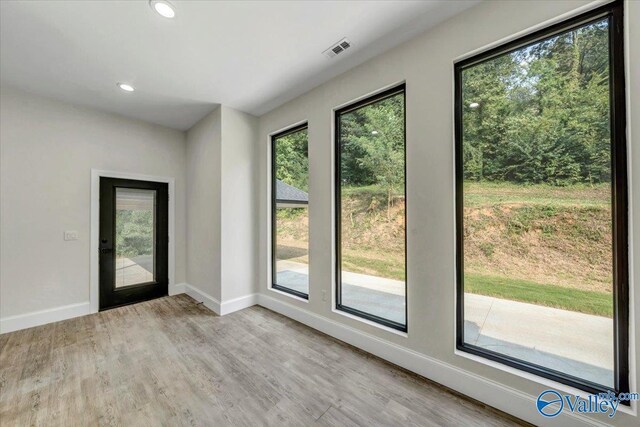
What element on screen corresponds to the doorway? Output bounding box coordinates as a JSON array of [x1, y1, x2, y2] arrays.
[[99, 177, 169, 310]]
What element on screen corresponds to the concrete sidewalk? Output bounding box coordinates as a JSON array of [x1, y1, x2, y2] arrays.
[[276, 262, 406, 324], [276, 260, 613, 387], [465, 293, 613, 387]]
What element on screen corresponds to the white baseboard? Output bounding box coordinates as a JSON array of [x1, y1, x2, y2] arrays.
[[220, 293, 258, 315], [169, 282, 186, 296], [182, 284, 259, 317], [183, 283, 221, 315], [0, 302, 92, 334], [257, 293, 607, 427], [0, 284, 250, 334], [1, 283, 186, 334]]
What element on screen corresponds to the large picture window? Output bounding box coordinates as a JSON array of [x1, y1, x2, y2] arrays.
[[335, 84, 407, 331], [455, 1, 627, 395], [271, 124, 309, 299]]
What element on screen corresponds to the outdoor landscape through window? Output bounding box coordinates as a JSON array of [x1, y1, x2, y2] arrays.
[[459, 17, 615, 387], [273, 126, 310, 297], [336, 87, 406, 328], [115, 188, 156, 288]]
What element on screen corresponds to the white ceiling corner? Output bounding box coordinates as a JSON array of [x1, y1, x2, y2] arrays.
[[0, 0, 480, 130]]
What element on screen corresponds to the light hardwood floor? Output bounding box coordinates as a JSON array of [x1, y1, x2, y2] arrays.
[[0, 295, 527, 426]]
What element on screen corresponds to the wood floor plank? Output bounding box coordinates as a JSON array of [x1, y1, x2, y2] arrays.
[[314, 405, 363, 427], [0, 295, 527, 426]]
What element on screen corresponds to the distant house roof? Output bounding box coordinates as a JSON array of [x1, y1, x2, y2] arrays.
[[276, 180, 308, 205]]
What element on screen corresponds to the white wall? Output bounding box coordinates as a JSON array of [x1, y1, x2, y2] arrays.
[[0, 87, 187, 320], [0, 90, 259, 326], [185, 106, 258, 307], [257, 1, 639, 425], [186, 107, 222, 301], [221, 106, 259, 302]]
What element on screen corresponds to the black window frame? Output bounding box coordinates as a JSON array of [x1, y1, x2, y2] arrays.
[[454, 0, 628, 398], [334, 83, 408, 332], [271, 122, 310, 300]]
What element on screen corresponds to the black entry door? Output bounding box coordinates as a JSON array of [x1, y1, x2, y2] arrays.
[[99, 178, 169, 310]]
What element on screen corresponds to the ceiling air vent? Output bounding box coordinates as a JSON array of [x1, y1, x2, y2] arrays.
[[323, 38, 351, 58]]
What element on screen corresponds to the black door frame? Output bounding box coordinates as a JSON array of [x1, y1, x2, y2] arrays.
[[99, 177, 169, 310]]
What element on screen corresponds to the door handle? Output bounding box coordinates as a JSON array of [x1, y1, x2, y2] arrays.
[[99, 247, 113, 254]]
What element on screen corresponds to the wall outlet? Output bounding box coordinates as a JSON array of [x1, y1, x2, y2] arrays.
[[64, 230, 79, 241], [322, 290, 327, 302]]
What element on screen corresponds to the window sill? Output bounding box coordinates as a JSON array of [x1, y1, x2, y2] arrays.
[[268, 286, 309, 303], [332, 307, 408, 338], [454, 349, 637, 417]]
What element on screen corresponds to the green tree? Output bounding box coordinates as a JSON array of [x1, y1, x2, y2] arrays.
[[462, 19, 610, 185], [341, 94, 405, 217], [275, 128, 309, 192], [116, 210, 154, 258]]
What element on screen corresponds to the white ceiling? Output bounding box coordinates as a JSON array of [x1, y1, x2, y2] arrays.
[[0, 0, 479, 130]]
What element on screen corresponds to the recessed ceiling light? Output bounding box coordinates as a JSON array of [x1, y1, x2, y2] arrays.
[[117, 83, 135, 92], [149, 0, 175, 19], [469, 102, 480, 109]]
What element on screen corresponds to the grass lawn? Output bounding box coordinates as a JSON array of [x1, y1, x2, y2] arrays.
[[342, 185, 393, 197], [279, 182, 614, 317], [465, 273, 612, 317], [342, 251, 405, 282], [341, 244, 611, 318], [339, 250, 612, 316], [464, 181, 610, 208]]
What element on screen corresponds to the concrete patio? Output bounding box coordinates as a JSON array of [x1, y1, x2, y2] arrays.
[[115, 255, 154, 288]]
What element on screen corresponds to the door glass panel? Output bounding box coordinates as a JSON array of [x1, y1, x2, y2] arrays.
[[115, 188, 156, 288]]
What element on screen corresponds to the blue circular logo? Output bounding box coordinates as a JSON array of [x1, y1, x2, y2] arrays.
[[537, 390, 564, 417]]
